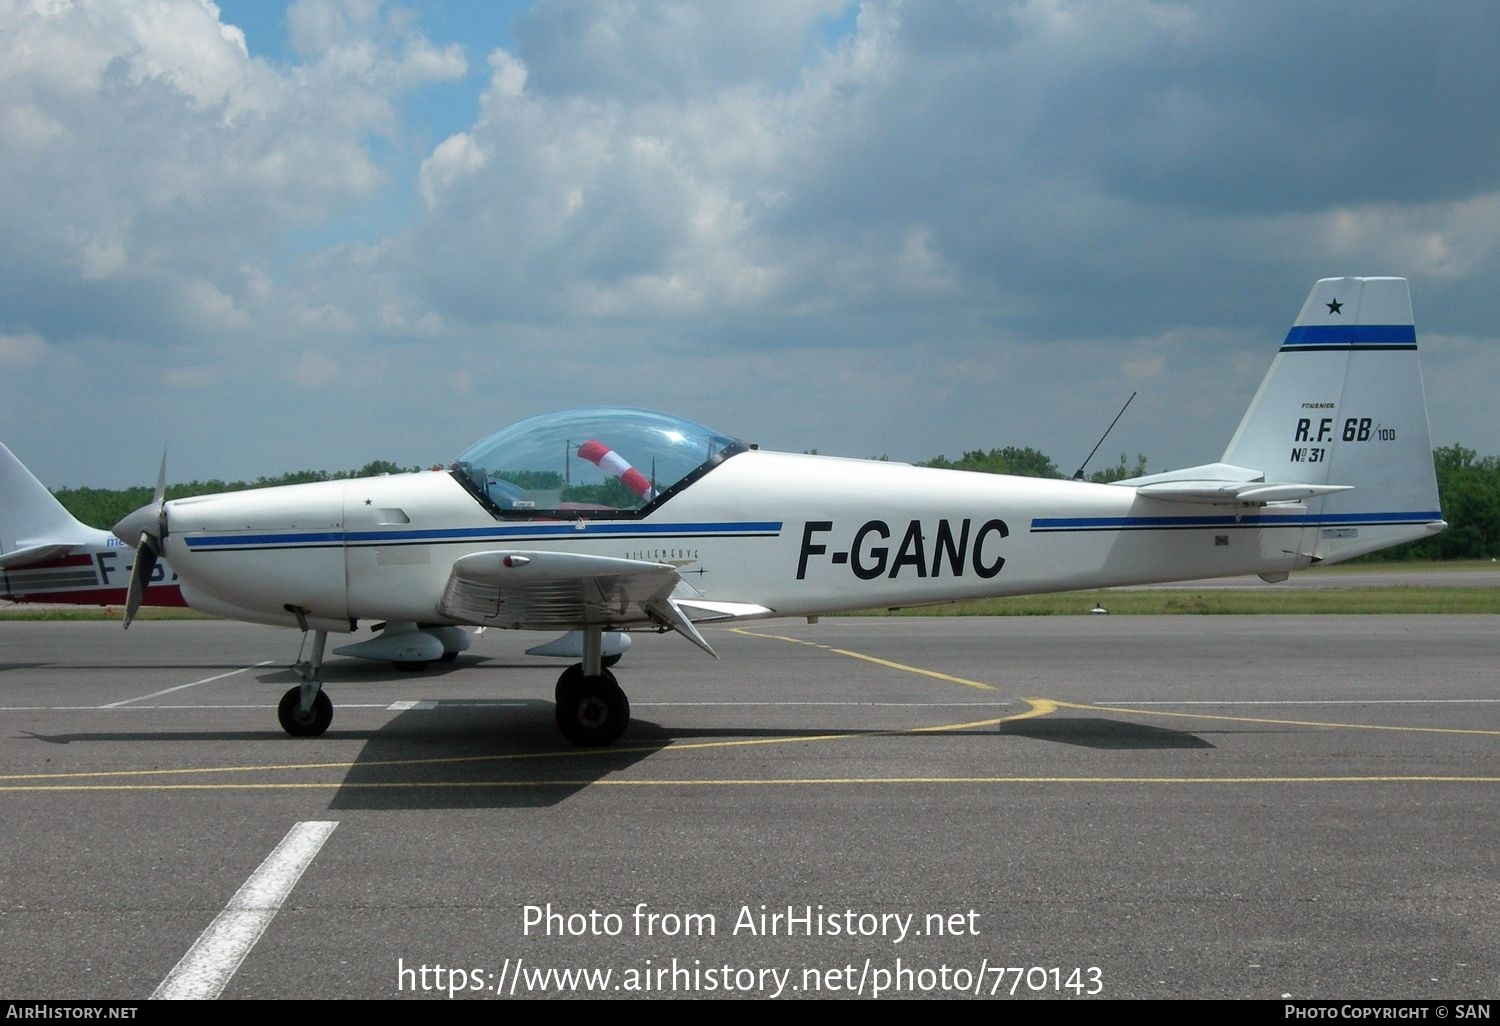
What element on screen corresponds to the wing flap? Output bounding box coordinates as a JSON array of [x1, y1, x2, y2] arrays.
[[670, 599, 774, 622], [644, 597, 719, 658]]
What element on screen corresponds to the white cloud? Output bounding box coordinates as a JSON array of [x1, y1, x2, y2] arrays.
[[288, 351, 341, 387], [163, 365, 221, 389], [286, 0, 465, 87], [1, 103, 62, 148], [296, 303, 358, 334], [1318, 194, 1500, 281], [489, 49, 528, 99], [179, 278, 249, 330], [419, 132, 487, 206], [895, 225, 957, 295], [0, 0, 466, 404], [5, 0, 1500, 487], [76, 238, 128, 282], [284, 1, 1500, 471], [513, 0, 851, 99], [0, 330, 49, 367]]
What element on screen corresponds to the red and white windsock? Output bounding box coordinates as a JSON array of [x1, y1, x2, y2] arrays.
[[577, 440, 657, 501]]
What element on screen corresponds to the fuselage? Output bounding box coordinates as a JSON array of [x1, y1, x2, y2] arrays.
[[152, 450, 1339, 633]]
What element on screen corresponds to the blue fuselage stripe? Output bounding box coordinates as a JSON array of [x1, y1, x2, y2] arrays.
[[184, 521, 784, 550], [1030, 511, 1442, 533]]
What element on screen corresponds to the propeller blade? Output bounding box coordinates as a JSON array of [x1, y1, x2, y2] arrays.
[[153, 450, 166, 507], [123, 451, 167, 629], [153, 448, 168, 540], [123, 533, 159, 629]]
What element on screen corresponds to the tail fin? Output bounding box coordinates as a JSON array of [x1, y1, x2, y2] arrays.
[[0, 442, 95, 567], [1221, 276, 1444, 562]]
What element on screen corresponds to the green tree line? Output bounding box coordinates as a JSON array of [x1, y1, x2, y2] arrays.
[[1375, 444, 1500, 561], [51, 445, 1498, 560], [919, 447, 1148, 483]]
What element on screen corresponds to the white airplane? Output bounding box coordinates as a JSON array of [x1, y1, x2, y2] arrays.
[[114, 277, 1445, 746], [0, 442, 186, 608]]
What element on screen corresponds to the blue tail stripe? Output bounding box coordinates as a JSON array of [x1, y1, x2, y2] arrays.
[[1282, 325, 1416, 347]]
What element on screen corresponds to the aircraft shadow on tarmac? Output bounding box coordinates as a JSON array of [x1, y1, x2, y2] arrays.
[[18, 655, 1221, 809], [999, 716, 1214, 750], [321, 699, 671, 810], [319, 715, 1222, 810], [250, 655, 669, 810]]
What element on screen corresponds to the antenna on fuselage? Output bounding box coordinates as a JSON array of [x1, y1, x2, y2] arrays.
[[1070, 391, 1136, 481]]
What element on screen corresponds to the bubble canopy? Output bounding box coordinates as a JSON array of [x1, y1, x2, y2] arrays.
[[451, 408, 747, 518]]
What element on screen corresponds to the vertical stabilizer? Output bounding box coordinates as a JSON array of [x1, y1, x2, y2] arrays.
[[0, 443, 92, 560], [1221, 277, 1444, 562]]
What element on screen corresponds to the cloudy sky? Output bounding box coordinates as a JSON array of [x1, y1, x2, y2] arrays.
[[2, 0, 1497, 489]]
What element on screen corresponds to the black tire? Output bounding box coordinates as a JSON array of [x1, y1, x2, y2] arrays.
[[554, 672, 629, 747], [278, 686, 333, 737], [602, 653, 622, 668], [438, 650, 460, 663], [554, 663, 616, 704]]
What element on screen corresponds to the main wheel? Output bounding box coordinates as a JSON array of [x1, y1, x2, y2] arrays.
[[554, 671, 630, 747], [554, 663, 617, 704], [278, 686, 333, 737]]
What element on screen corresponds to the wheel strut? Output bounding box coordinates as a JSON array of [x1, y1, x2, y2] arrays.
[[279, 629, 333, 737]]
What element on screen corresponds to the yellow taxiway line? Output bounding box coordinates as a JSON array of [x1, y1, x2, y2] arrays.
[[1, 630, 1492, 793]]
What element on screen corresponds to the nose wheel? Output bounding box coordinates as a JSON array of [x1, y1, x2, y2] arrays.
[[278, 686, 333, 737], [554, 665, 630, 747]]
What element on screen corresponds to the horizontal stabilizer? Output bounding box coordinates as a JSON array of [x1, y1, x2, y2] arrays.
[[1133, 480, 1354, 505], [0, 543, 77, 569], [1118, 460, 1352, 506], [1116, 462, 1262, 487]]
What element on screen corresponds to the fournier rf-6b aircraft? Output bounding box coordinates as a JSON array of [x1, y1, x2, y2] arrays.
[[112, 277, 1445, 747]]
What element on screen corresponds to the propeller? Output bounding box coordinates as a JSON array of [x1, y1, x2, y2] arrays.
[[117, 451, 168, 629]]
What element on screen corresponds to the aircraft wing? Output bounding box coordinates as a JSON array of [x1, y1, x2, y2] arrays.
[[437, 550, 771, 657]]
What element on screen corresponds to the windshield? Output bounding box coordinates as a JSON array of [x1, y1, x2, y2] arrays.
[[451, 408, 746, 517]]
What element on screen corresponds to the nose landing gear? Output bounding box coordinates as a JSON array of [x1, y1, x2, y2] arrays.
[[278, 629, 333, 737]]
